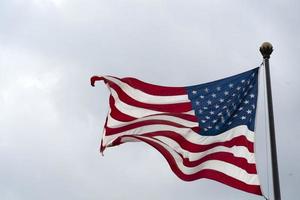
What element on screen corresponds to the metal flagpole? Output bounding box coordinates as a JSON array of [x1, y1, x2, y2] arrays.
[[259, 42, 281, 200]]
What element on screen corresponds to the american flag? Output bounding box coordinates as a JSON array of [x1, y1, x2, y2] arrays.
[[91, 67, 262, 195]]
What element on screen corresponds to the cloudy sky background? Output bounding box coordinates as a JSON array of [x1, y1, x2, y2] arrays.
[[1, 0, 299, 199]]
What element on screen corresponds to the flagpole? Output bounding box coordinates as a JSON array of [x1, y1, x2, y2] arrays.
[[259, 42, 281, 200]]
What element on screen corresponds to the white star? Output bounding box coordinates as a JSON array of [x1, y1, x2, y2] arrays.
[[241, 116, 246, 120], [228, 121, 232, 125], [205, 116, 210, 119], [251, 104, 255, 109], [204, 88, 209, 93], [207, 100, 212, 105], [224, 91, 229, 96], [215, 104, 220, 109], [229, 83, 234, 88], [234, 114, 238, 117], [211, 93, 217, 98], [250, 94, 255, 98], [196, 101, 200, 105], [204, 128, 208, 131], [221, 117, 225, 123], [216, 86, 221, 91], [201, 120, 206, 123], [252, 73, 255, 77], [246, 109, 252, 114], [244, 100, 249, 104], [219, 98, 224, 103], [241, 79, 245, 83], [239, 107, 243, 111], [215, 125, 219, 130], [232, 93, 236, 97], [203, 106, 208, 110], [200, 95, 204, 99], [208, 126, 212, 129], [192, 90, 197, 94], [249, 84, 253, 88], [223, 105, 227, 109], [198, 109, 203, 114], [217, 112, 223, 116], [236, 86, 241, 91], [212, 119, 218, 123], [209, 111, 215, 115]]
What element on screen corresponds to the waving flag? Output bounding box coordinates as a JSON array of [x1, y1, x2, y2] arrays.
[[91, 68, 262, 195]]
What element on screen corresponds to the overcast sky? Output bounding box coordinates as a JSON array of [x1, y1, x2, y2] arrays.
[[1, 0, 299, 200]]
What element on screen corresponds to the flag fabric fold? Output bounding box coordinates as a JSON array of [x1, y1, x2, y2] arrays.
[[91, 67, 262, 195]]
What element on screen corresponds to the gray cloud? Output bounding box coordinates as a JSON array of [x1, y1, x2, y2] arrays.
[[1, 0, 299, 199]]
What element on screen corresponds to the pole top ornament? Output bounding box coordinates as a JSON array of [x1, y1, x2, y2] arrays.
[[260, 42, 273, 59]]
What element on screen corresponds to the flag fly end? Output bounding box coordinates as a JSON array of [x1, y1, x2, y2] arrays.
[[91, 76, 104, 87]]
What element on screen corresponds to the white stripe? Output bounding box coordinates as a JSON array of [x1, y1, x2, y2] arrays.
[[107, 114, 198, 128], [137, 136, 260, 185], [184, 110, 195, 115], [105, 76, 189, 104], [102, 125, 254, 148], [110, 88, 163, 117], [152, 136, 255, 164], [180, 125, 254, 144], [102, 124, 197, 147]]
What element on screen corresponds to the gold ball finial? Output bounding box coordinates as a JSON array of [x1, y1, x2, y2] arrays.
[[260, 42, 273, 59]]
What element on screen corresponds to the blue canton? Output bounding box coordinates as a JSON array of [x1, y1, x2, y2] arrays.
[[187, 68, 259, 136]]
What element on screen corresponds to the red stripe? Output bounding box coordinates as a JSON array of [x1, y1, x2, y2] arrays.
[[142, 131, 254, 153], [180, 152, 257, 174], [106, 80, 192, 113], [112, 76, 187, 96], [91, 76, 105, 87], [146, 113, 198, 122], [127, 135, 262, 196], [109, 96, 136, 122], [99, 117, 109, 153], [105, 119, 198, 136]]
